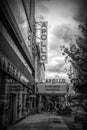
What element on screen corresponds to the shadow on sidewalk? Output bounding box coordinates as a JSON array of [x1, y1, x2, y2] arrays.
[[62, 115, 77, 130]]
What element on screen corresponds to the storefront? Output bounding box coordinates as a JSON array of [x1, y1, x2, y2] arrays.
[[0, 53, 34, 129]]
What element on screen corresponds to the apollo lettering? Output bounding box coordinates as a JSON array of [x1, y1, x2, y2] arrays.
[[41, 46, 46, 53], [41, 28, 46, 34], [46, 79, 66, 83], [41, 35, 47, 40], [40, 22, 48, 63], [41, 55, 47, 61]]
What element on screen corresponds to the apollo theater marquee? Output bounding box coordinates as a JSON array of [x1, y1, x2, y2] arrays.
[[36, 79, 68, 95]]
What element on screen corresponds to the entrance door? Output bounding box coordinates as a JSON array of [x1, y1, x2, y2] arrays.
[[9, 93, 16, 125]]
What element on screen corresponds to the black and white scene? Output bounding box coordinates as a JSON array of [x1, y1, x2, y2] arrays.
[[0, 0, 87, 130]]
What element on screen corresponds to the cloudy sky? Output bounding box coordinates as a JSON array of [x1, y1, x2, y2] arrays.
[[35, 0, 87, 81]]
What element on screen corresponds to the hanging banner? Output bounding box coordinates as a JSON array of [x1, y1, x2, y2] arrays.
[[40, 21, 48, 63]]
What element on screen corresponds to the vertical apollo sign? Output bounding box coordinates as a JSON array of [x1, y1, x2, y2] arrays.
[[40, 21, 48, 63]]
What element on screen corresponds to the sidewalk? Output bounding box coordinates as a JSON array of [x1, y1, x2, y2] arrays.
[[7, 113, 69, 130], [62, 115, 83, 130], [7, 113, 49, 130]]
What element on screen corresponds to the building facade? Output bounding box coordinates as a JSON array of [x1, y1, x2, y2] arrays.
[[0, 0, 36, 129]]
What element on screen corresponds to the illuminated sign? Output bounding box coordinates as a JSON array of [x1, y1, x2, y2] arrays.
[[36, 82, 68, 94], [40, 21, 48, 63]]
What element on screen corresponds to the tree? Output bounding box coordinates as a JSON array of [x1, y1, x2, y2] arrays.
[[61, 20, 87, 113]]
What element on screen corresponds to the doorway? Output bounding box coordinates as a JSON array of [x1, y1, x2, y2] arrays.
[[9, 93, 16, 125]]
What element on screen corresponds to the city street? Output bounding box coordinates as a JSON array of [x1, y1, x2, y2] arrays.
[[8, 113, 69, 130], [0, 0, 87, 130]]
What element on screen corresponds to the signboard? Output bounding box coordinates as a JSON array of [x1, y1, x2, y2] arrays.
[[9, 84, 24, 92], [46, 79, 66, 84], [40, 21, 48, 63], [36, 82, 68, 94], [0, 52, 29, 86]]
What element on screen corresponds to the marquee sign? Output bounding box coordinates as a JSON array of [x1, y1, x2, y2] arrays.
[[36, 82, 68, 95], [40, 21, 48, 63], [46, 79, 66, 84]]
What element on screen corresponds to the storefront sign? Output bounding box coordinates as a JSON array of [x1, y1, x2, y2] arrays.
[[9, 85, 24, 92], [0, 53, 28, 86], [36, 82, 68, 94], [40, 21, 48, 63]]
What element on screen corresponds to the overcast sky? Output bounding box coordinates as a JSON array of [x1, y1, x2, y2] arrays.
[[35, 0, 87, 81]]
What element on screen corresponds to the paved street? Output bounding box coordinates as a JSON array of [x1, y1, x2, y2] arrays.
[[8, 113, 69, 130]]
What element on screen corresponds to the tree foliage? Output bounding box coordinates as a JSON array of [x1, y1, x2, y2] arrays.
[[62, 20, 87, 112], [61, 20, 87, 110]]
